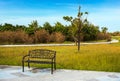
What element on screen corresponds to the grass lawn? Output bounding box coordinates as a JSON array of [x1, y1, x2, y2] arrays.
[[112, 36, 120, 41], [0, 43, 120, 72]]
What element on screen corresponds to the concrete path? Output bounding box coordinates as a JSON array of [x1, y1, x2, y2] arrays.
[[0, 65, 120, 81], [0, 39, 119, 47], [0, 43, 75, 47]]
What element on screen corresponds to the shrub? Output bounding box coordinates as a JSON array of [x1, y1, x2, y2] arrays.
[[97, 33, 105, 40], [34, 30, 50, 43], [0, 31, 15, 44], [50, 32, 65, 43], [97, 32, 111, 41], [13, 31, 33, 44], [0, 31, 7, 44], [0, 31, 33, 44]]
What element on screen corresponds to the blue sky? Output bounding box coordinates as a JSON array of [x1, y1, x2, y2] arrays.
[[0, 0, 120, 32]]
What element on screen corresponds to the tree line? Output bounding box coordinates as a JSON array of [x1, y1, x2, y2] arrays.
[[0, 20, 111, 44]]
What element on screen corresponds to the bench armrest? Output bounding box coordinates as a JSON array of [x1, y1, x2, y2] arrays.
[[22, 55, 29, 61], [53, 55, 56, 59], [52, 53, 56, 62]]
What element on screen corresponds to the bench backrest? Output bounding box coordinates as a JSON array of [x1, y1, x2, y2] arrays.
[[28, 49, 56, 59]]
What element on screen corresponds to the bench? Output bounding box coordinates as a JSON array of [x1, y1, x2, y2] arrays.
[[22, 49, 56, 74]]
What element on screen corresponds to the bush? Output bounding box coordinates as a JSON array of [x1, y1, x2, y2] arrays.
[[97, 33, 104, 40], [103, 33, 111, 41], [13, 31, 33, 44], [0, 31, 15, 44], [0, 31, 33, 44], [0, 31, 8, 44], [34, 30, 50, 43], [50, 32, 65, 43], [97, 32, 111, 41]]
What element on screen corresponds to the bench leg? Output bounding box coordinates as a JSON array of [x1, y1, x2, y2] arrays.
[[28, 62, 30, 69], [22, 61, 24, 72], [51, 63, 53, 74], [54, 62, 56, 70]]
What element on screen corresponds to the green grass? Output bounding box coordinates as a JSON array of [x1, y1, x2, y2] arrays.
[[112, 36, 120, 41], [0, 44, 120, 72]]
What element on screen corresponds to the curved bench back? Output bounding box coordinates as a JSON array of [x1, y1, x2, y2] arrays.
[[29, 49, 56, 59]]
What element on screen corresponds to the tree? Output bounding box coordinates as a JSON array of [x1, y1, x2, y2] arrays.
[[1, 23, 16, 31], [101, 27, 108, 34], [63, 16, 78, 43], [29, 20, 39, 30], [54, 22, 65, 34], [63, 6, 88, 51], [101, 27, 111, 41], [82, 24, 100, 41], [26, 20, 39, 35], [43, 22, 53, 34], [0, 24, 2, 31], [15, 25, 26, 31]]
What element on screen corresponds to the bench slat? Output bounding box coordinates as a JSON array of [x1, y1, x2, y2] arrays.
[[25, 60, 53, 64]]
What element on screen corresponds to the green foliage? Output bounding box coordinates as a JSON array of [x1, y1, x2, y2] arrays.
[[28, 20, 39, 29], [25, 27, 35, 35], [15, 25, 26, 31], [63, 16, 78, 42], [63, 9, 88, 44], [43, 22, 53, 34], [26, 20, 39, 35], [112, 36, 120, 42], [0, 20, 111, 44], [0, 23, 16, 31], [101, 27, 108, 34], [82, 24, 100, 41], [54, 22, 65, 34], [63, 16, 73, 22]]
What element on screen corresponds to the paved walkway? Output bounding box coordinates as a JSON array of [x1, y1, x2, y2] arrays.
[[0, 39, 119, 47], [0, 65, 120, 81]]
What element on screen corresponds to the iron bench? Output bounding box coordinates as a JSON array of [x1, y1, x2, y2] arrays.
[[22, 49, 56, 74]]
